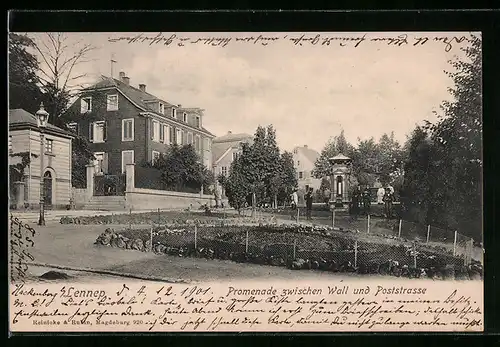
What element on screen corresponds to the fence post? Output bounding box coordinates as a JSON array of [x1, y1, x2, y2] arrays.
[[157, 208, 160, 224], [354, 240, 358, 268], [296, 207, 299, 223], [150, 221, 153, 253], [129, 208, 132, 231], [293, 239, 297, 260], [453, 230, 458, 256], [426, 225, 430, 244], [398, 219, 402, 238], [194, 224, 198, 250], [245, 229, 249, 253], [331, 208, 335, 228], [367, 214, 370, 234]]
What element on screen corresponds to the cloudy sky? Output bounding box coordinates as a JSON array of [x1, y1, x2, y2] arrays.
[[28, 32, 477, 153]]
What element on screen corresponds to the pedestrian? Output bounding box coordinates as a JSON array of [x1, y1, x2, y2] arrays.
[[351, 186, 360, 220], [362, 185, 371, 215], [290, 189, 299, 220], [305, 187, 314, 221], [383, 187, 394, 219]]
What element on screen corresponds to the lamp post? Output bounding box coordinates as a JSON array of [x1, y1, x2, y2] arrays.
[[36, 103, 49, 226]]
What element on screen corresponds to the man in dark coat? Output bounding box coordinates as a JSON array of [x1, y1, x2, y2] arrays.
[[383, 187, 394, 219], [305, 187, 314, 221], [351, 186, 360, 219], [362, 186, 371, 215]]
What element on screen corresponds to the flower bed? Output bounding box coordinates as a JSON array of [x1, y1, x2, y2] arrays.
[[94, 223, 482, 281]]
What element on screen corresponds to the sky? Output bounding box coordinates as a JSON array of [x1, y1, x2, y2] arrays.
[[26, 32, 478, 153]]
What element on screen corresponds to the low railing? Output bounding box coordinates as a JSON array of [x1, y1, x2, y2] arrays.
[[94, 174, 126, 196]]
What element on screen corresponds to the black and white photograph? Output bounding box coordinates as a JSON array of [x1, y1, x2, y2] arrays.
[[8, 31, 484, 332]]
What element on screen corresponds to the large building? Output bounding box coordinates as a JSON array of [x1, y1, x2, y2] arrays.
[[292, 145, 322, 191], [9, 109, 74, 209], [66, 72, 215, 176]]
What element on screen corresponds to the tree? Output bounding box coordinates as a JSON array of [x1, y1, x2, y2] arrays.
[[313, 130, 356, 179], [8, 33, 43, 113], [222, 125, 297, 211], [29, 33, 97, 188], [402, 34, 482, 238], [152, 144, 213, 193]]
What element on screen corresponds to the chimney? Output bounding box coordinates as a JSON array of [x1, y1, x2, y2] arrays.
[[119, 71, 126, 79], [178, 104, 182, 108], [139, 84, 146, 92], [122, 76, 130, 85], [228, 131, 232, 134], [304, 145, 308, 148]]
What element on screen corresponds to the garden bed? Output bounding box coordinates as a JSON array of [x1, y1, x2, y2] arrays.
[[94, 223, 482, 281]]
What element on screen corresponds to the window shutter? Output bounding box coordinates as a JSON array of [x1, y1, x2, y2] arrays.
[[160, 123, 164, 142], [170, 126, 174, 144], [103, 121, 108, 141], [103, 153, 109, 174], [89, 123, 94, 142], [150, 119, 154, 140]]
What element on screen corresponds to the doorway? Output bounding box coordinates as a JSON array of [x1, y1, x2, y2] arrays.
[[43, 171, 53, 208]]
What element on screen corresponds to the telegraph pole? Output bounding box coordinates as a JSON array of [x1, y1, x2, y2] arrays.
[[110, 53, 117, 78]]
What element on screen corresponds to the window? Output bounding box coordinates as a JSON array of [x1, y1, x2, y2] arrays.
[[298, 172, 303, 179], [94, 152, 108, 175], [45, 139, 53, 153], [176, 128, 182, 145], [187, 132, 193, 145], [152, 120, 160, 142], [159, 103, 165, 115], [195, 115, 201, 128], [169, 127, 175, 144], [297, 160, 300, 166], [160, 123, 165, 143], [293, 148, 298, 154], [106, 94, 118, 111], [204, 138, 211, 151], [89, 121, 106, 143], [9, 136, 13, 153], [232, 152, 238, 161], [81, 97, 92, 113], [221, 166, 227, 176], [172, 108, 176, 118], [164, 125, 170, 144], [152, 150, 160, 165], [183, 112, 188, 123], [122, 119, 134, 141], [195, 135, 201, 153], [121, 150, 134, 173], [68, 122, 79, 134]]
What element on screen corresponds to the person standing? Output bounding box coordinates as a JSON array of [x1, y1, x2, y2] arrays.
[[305, 187, 314, 221], [383, 187, 394, 219], [362, 186, 371, 215], [351, 186, 360, 220], [290, 188, 299, 220]]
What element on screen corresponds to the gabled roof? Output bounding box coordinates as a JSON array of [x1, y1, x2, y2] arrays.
[[213, 132, 253, 144], [83, 76, 215, 137], [330, 153, 351, 161], [212, 134, 253, 165], [293, 146, 320, 164], [9, 109, 74, 139]]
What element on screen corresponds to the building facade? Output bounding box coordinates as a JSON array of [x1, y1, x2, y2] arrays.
[[9, 109, 74, 209], [212, 131, 253, 178], [66, 72, 215, 177], [292, 145, 322, 191]]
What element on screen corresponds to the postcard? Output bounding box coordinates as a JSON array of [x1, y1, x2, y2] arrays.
[[8, 31, 483, 333]]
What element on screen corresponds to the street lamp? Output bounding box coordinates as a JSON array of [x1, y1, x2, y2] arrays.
[[36, 102, 49, 226]]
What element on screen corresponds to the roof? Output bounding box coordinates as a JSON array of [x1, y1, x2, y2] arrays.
[[330, 153, 351, 161], [9, 109, 74, 139], [293, 146, 320, 164], [213, 132, 253, 143], [83, 76, 215, 137], [212, 134, 253, 165]]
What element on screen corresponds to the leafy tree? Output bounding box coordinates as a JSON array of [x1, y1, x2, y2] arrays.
[[28, 33, 97, 188], [151, 144, 213, 193], [276, 151, 298, 206], [224, 155, 251, 213], [313, 130, 356, 179], [402, 35, 482, 238], [8, 33, 43, 112]]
